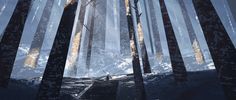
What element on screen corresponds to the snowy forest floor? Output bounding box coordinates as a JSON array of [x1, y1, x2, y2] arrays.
[[0, 70, 225, 100]]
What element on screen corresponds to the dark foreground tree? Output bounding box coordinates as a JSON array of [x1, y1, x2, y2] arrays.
[[159, 0, 187, 82], [36, 1, 78, 100], [0, 0, 32, 87], [125, 0, 147, 99], [193, 0, 236, 99]]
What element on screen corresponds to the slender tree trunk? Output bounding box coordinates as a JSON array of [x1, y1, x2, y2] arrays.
[[120, 0, 131, 56], [66, 0, 86, 77], [36, 2, 78, 99], [177, 0, 205, 64], [193, 0, 236, 99], [24, 0, 55, 68], [159, 0, 187, 82], [138, 1, 152, 74], [0, 0, 32, 87], [137, 21, 152, 73], [143, 0, 154, 54], [89, 0, 106, 71], [141, 40, 152, 73], [125, 0, 146, 100], [148, 0, 163, 62], [86, 0, 96, 70], [134, 0, 153, 73]]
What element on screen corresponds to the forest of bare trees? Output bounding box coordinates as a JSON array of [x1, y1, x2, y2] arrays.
[[0, 0, 236, 100]]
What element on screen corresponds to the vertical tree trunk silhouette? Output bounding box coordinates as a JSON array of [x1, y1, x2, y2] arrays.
[[0, 0, 32, 87], [134, 0, 151, 73], [24, 0, 55, 68], [36, 2, 78, 99], [159, 0, 187, 82], [177, 0, 205, 64], [138, 2, 152, 74], [141, 41, 151, 73], [126, 0, 146, 100], [193, 0, 236, 99]]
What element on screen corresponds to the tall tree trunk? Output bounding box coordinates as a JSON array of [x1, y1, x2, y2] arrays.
[[0, 0, 32, 87], [137, 22, 152, 73], [141, 40, 152, 73], [134, 0, 153, 73], [24, 0, 55, 68], [125, 0, 146, 100], [177, 0, 205, 64], [148, 0, 163, 62], [159, 0, 187, 82], [120, 0, 131, 56], [89, 0, 106, 72], [193, 0, 236, 99], [65, 0, 86, 77], [138, 0, 152, 74], [86, 0, 96, 71], [36, 2, 78, 99], [142, 0, 154, 54]]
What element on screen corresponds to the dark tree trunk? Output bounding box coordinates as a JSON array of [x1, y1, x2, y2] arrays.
[[159, 0, 187, 82], [141, 44, 152, 73], [139, 1, 152, 74], [0, 0, 32, 87], [24, 0, 55, 68], [126, 0, 146, 100], [193, 0, 236, 99], [36, 2, 78, 100]]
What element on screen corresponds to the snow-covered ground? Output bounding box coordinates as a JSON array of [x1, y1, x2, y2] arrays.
[[0, 70, 225, 100]]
